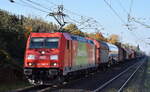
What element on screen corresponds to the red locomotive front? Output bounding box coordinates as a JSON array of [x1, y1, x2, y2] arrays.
[[24, 33, 63, 68], [24, 32, 66, 85]]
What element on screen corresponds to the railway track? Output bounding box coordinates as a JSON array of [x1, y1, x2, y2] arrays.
[[11, 85, 54, 92], [11, 58, 146, 92], [92, 58, 146, 92], [39, 58, 143, 92]]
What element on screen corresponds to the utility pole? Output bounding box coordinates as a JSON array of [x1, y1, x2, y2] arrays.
[[49, 5, 67, 31]]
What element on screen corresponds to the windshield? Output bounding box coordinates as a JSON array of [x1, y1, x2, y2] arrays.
[[29, 37, 59, 48]]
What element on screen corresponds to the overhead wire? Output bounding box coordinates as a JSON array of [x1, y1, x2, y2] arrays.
[[65, 10, 104, 32], [116, 0, 129, 17], [45, 0, 57, 6], [129, 0, 134, 17], [25, 0, 52, 11], [127, 0, 134, 23], [103, 0, 148, 46], [64, 8, 104, 29], [127, 0, 150, 45], [46, 0, 149, 46], [115, 0, 131, 42], [44, 0, 88, 17], [103, 0, 126, 24], [44, 0, 105, 32], [18, 0, 49, 13], [132, 18, 150, 28], [115, 0, 138, 40], [14, 0, 107, 34], [66, 16, 81, 24], [103, 0, 136, 40], [127, 0, 150, 29]]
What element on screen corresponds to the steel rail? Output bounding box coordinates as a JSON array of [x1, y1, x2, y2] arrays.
[[36, 87, 52, 92], [117, 60, 145, 92], [11, 85, 35, 92], [12, 85, 52, 92], [92, 60, 143, 92]]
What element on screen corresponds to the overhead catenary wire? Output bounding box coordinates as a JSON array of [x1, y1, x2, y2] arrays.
[[103, 0, 137, 40], [129, 0, 134, 17], [66, 16, 81, 24], [25, 0, 52, 11], [127, 25, 149, 47], [103, 0, 126, 24], [127, 0, 134, 23], [19, 0, 102, 32], [44, 0, 88, 17], [132, 18, 150, 28], [127, 0, 150, 29], [111, 0, 144, 43], [45, 0, 57, 6], [19, 0, 147, 45], [116, 0, 129, 14], [103, 0, 149, 46], [44, 0, 105, 31], [126, 0, 150, 45], [66, 13, 104, 32], [13, 0, 108, 35], [18, 0, 49, 13], [60, 0, 150, 46]]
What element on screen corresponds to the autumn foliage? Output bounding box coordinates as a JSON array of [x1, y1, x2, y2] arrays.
[[64, 24, 85, 36], [88, 32, 107, 41], [64, 24, 120, 44], [108, 34, 120, 44]]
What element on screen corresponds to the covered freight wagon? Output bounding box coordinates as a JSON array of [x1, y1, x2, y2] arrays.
[[106, 42, 119, 64]]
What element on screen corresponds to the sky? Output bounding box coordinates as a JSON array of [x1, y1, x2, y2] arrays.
[[0, 0, 150, 54]]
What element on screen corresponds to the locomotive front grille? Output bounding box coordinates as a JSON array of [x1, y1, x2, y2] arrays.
[[24, 69, 32, 75], [24, 68, 59, 78]]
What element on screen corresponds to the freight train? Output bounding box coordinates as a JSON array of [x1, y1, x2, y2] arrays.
[[24, 32, 142, 85]]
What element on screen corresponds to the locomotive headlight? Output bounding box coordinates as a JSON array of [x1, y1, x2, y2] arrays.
[[50, 55, 58, 60], [27, 54, 35, 60], [50, 62, 58, 66], [28, 62, 33, 66], [41, 51, 45, 54], [53, 63, 57, 66]]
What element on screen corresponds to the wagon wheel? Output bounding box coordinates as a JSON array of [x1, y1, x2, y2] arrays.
[[107, 62, 111, 67]]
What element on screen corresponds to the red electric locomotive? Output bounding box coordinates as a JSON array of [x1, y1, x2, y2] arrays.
[[24, 32, 97, 85], [24, 32, 142, 85]]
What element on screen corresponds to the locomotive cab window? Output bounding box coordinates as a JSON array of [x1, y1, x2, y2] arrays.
[[30, 37, 45, 48], [29, 37, 59, 48], [45, 38, 59, 48]]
